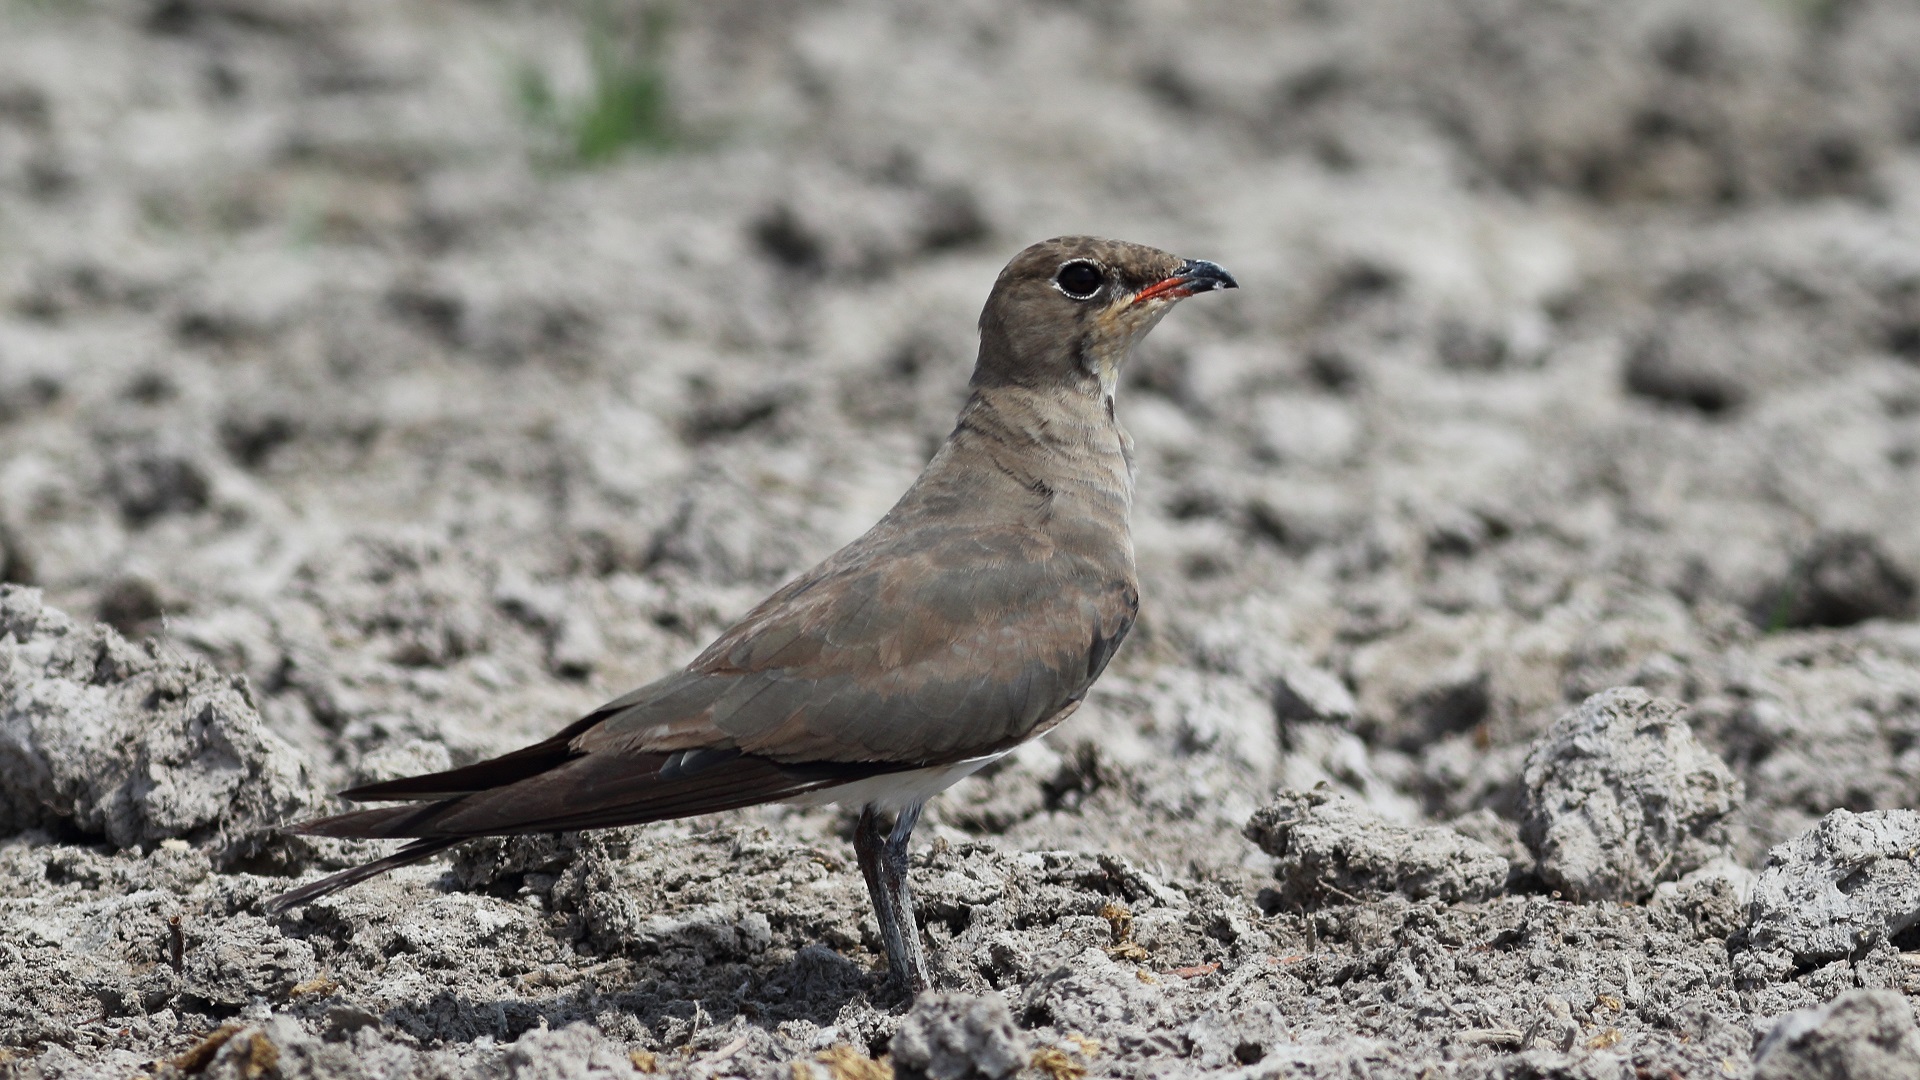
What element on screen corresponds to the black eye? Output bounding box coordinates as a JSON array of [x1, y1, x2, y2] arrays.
[[1054, 260, 1105, 300]]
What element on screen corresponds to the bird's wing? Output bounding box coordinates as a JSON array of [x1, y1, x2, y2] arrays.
[[268, 748, 880, 909], [314, 748, 874, 836], [308, 518, 1133, 844], [575, 518, 1137, 765]]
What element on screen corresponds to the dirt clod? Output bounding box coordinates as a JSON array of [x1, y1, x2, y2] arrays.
[[890, 992, 1026, 1080], [1754, 990, 1920, 1080], [1245, 787, 1509, 904], [1520, 688, 1742, 902], [1747, 809, 1920, 967], [0, 586, 315, 866]]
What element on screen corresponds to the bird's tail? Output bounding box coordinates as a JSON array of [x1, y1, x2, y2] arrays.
[[262, 835, 463, 914], [262, 722, 592, 914], [261, 720, 879, 914]]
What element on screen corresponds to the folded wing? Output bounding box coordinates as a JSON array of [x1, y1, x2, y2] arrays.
[[272, 516, 1134, 911]]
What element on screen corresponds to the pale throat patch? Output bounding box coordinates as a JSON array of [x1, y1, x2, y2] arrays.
[[1090, 295, 1177, 399]]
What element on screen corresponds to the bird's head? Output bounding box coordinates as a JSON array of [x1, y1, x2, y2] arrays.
[[973, 236, 1237, 398]]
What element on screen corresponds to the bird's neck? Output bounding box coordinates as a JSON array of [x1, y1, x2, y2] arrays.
[[918, 384, 1136, 529], [958, 382, 1129, 458]]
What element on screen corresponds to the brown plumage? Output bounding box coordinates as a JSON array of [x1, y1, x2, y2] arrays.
[[266, 236, 1236, 991]]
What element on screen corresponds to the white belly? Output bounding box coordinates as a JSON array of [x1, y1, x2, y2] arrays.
[[785, 750, 1012, 813]]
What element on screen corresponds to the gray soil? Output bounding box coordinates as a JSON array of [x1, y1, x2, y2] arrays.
[[5, 1, 1920, 1078]]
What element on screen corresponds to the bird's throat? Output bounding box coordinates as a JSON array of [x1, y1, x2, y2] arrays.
[[1097, 353, 1120, 402]]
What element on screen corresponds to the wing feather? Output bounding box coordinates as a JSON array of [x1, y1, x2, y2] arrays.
[[572, 520, 1135, 768], [294, 750, 895, 840]]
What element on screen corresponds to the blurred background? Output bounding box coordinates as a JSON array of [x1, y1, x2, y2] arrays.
[[5, 0, 1920, 876]]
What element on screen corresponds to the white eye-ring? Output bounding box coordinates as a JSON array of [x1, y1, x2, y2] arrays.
[[1053, 260, 1106, 300]]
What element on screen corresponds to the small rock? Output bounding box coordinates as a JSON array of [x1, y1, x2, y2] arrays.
[[1754, 990, 1920, 1080], [891, 991, 1028, 1080], [1522, 995, 1579, 1053], [1653, 859, 1757, 940], [0, 586, 314, 865], [1182, 1002, 1291, 1070], [504, 1021, 647, 1080], [1520, 687, 1742, 902], [1244, 787, 1509, 904], [1271, 663, 1357, 726], [1623, 322, 1748, 415], [1448, 807, 1533, 885], [1021, 946, 1172, 1033], [1752, 531, 1918, 630], [1747, 808, 1920, 966], [194, 1017, 349, 1080]]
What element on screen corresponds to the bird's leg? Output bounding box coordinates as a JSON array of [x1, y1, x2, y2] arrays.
[[855, 801, 931, 993]]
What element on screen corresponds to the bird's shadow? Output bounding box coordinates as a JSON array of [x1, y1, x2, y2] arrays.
[[266, 826, 925, 1048], [349, 941, 895, 1050]]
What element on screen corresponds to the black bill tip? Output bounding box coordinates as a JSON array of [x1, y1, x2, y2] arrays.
[[1134, 258, 1240, 304], [1178, 259, 1237, 293]]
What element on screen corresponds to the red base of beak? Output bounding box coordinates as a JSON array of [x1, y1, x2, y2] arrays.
[[1133, 259, 1238, 305]]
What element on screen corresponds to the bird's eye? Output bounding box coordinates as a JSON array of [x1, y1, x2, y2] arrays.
[[1054, 260, 1105, 300]]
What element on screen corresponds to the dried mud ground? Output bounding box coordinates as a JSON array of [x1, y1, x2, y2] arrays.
[[6, 1, 1920, 1078]]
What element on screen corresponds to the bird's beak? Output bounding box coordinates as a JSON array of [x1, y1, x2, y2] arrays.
[[1132, 259, 1239, 305]]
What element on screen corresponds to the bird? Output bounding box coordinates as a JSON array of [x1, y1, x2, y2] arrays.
[[265, 236, 1237, 992]]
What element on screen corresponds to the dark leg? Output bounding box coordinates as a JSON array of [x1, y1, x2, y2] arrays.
[[854, 801, 930, 993]]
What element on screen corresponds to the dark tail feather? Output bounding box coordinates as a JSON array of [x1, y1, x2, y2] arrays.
[[339, 720, 595, 802], [263, 731, 896, 913], [265, 714, 605, 913], [263, 837, 462, 915], [292, 801, 467, 839]]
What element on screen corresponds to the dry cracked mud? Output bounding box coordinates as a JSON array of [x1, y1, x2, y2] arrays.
[[5, 1, 1920, 1078]]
